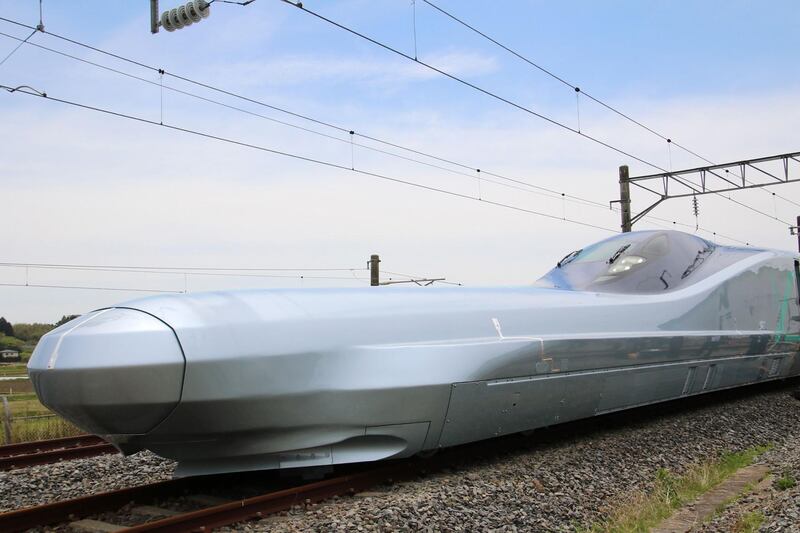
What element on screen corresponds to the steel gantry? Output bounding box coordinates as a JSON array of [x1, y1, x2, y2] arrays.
[[615, 151, 800, 231]]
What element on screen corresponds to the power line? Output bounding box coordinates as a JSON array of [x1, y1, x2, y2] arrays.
[[0, 22, 613, 213], [0, 282, 183, 293], [278, 1, 665, 171], [0, 264, 368, 281], [277, 1, 793, 226], [422, 0, 800, 212], [0, 84, 618, 233], [0, 28, 603, 210], [0, 19, 747, 238], [0, 28, 34, 66], [0, 261, 364, 272], [382, 269, 463, 286], [0, 19, 765, 241]]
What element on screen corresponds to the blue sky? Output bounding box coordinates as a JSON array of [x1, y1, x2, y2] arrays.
[[1, 0, 799, 321]]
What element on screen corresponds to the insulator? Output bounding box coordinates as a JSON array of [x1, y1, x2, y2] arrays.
[[196, 0, 211, 18], [177, 5, 193, 27], [168, 8, 184, 29], [160, 1, 210, 32], [185, 1, 203, 22], [692, 195, 700, 217], [161, 10, 176, 31]]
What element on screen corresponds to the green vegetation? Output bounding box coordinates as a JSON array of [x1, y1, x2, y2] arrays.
[[776, 472, 796, 491], [12, 322, 55, 342], [0, 363, 28, 377], [586, 445, 772, 533], [734, 511, 765, 533], [5, 415, 83, 444], [0, 317, 13, 337], [0, 315, 85, 444], [0, 315, 79, 364], [1, 387, 82, 444]]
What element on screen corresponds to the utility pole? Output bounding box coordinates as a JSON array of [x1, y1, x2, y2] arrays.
[[792, 216, 800, 253], [369, 254, 380, 287], [618, 150, 799, 231], [150, 0, 159, 34], [619, 165, 632, 233]]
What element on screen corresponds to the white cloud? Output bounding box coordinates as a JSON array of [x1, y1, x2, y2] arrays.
[[1, 9, 798, 322]]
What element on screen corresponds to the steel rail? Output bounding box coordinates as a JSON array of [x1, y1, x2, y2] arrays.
[[0, 477, 195, 532], [0, 462, 415, 532], [0, 435, 117, 471], [125, 463, 414, 532], [0, 434, 104, 457], [1, 379, 796, 532]]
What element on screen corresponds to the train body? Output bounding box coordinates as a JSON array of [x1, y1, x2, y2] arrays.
[[28, 230, 800, 476]]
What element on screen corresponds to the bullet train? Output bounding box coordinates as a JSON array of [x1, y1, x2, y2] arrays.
[[28, 230, 800, 476]]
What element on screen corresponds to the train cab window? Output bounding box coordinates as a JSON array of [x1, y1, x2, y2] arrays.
[[537, 230, 721, 294]]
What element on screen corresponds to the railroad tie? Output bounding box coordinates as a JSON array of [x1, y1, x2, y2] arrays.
[[68, 518, 126, 532], [186, 494, 232, 507], [130, 505, 182, 518]]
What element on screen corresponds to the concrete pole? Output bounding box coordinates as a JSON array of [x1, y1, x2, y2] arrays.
[[619, 165, 632, 233], [150, 0, 160, 34], [797, 216, 800, 253], [369, 254, 380, 287]]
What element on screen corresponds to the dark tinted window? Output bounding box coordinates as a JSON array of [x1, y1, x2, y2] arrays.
[[537, 231, 720, 294]]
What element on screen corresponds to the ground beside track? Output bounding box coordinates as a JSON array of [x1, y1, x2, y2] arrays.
[[0, 451, 175, 512], [3, 383, 800, 531], [698, 436, 800, 532], [220, 384, 800, 532]]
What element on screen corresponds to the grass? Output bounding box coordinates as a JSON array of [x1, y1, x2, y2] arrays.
[[0, 377, 34, 395], [586, 444, 772, 533], [8, 397, 52, 417], [0, 363, 28, 377], [5, 415, 83, 444], [776, 472, 796, 491], [733, 511, 765, 533], [5, 392, 38, 402], [0, 387, 83, 444]]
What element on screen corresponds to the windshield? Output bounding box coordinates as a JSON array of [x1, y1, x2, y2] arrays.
[[538, 230, 723, 294]]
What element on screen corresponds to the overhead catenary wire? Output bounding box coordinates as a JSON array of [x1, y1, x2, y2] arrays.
[[0, 21, 615, 213], [276, 1, 794, 227], [382, 269, 464, 286], [0, 17, 764, 241], [0, 18, 751, 238], [0, 28, 34, 67], [0, 261, 366, 272], [0, 28, 607, 210], [420, 0, 800, 211], [0, 84, 618, 234], [0, 281, 184, 293], [0, 263, 369, 281]]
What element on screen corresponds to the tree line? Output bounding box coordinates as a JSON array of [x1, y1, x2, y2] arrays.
[[0, 315, 80, 343]]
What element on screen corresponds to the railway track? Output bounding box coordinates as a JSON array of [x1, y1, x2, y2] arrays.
[[0, 434, 117, 471], [2, 380, 797, 531], [0, 461, 419, 532]]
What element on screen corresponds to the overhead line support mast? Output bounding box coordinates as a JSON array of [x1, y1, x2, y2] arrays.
[[616, 150, 800, 233]]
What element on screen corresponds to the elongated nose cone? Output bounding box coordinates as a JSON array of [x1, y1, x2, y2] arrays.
[[28, 308, 185, 436]]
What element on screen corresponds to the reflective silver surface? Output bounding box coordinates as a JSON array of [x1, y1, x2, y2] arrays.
[[28, 231, 800, 476]]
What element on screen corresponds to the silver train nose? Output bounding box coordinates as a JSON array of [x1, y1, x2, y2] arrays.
[[28, 308, 185, 436]]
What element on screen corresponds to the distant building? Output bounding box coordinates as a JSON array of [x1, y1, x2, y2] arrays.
[[0, 349, 20, 362]]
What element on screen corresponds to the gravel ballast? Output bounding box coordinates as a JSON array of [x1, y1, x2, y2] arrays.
[[0, 451, 175, 513], [3, 384, 800, 532], [699, 426, 800, 532], [230, 384, 800, 532]]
